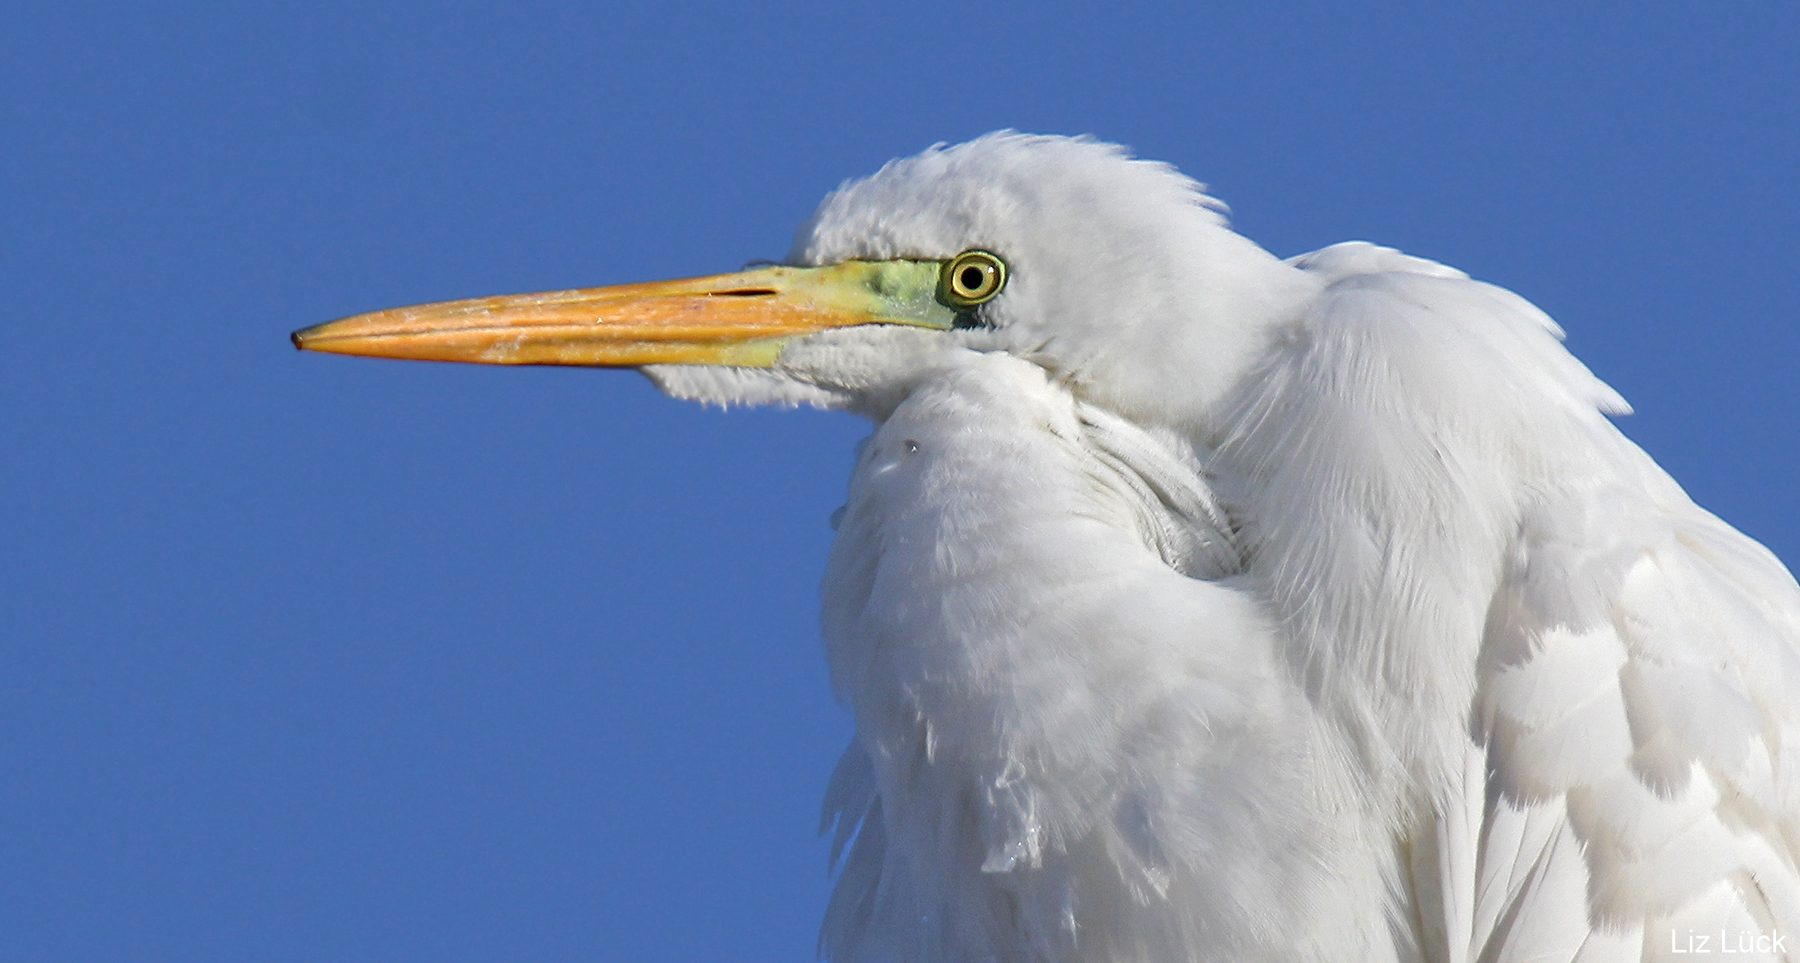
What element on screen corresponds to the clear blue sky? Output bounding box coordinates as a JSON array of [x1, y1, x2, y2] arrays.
[[4, 2, 1797, 960]]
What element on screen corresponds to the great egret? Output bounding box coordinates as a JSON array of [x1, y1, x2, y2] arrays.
[[294, 133, 1800, 963]]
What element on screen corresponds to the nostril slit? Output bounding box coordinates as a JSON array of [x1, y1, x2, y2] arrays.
[[712, 289, 778, 297]]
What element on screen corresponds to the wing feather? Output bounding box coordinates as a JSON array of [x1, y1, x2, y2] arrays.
[[1264, 243, 1800, 961]]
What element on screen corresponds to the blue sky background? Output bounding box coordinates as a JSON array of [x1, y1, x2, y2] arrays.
[[4, 2, 1797, 960]]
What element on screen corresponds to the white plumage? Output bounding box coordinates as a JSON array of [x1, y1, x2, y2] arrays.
[[668, 134, 1800, 962], [306, 132, 1800, 962]]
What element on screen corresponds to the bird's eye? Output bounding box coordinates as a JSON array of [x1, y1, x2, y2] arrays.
[[938, 250, 1007, 308]]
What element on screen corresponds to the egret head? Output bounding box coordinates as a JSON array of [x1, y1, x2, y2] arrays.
[[295, 133, 1311, 427]]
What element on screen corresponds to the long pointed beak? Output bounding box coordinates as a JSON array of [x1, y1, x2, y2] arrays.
[[292, 260, 956, 368]]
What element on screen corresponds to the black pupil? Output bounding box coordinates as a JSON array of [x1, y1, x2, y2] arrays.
[[959, 265, 986, 292]]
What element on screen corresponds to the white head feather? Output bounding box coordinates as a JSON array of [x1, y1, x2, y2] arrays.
[[647, 132, 1318, 426]]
